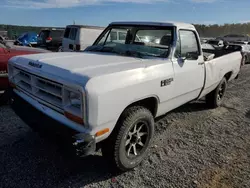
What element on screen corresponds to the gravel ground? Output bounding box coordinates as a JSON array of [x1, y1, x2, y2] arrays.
[[1, 65, 250, 188]]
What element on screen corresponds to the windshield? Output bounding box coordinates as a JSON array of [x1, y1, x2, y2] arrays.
[[86, 25, 173, 58]]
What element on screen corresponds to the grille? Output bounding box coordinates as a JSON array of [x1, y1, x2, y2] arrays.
[[13, 67, 63, 109]]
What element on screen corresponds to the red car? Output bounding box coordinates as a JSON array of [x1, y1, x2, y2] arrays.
[[0, 41, 49, 104]]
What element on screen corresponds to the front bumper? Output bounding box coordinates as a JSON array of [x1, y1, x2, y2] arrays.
[[10, 90, 96, 156]]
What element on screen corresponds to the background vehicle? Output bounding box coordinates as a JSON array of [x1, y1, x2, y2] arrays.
[[0, 35, 8, 42], [62, 25, 104, 52], [207, 39, 224, 48], [217, 34, 250, 43], [14, 32, 38, 47], [229, 44, 250, 64], [232, 41, 249, 45], [9, 22, 242, 171], [37, 29, 65, 52], [0, 30, 8, 41], [0, 40, 49, 104]]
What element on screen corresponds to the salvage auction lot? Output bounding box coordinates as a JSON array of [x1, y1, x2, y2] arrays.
[[1, 66, 250, 188]]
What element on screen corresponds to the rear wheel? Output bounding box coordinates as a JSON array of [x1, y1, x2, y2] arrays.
[[102, 106, 154, 171], [206, 77, 227, 108], [241, 55, 246, 66]]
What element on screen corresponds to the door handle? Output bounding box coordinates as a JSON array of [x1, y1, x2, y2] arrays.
[[198, 62, 204, 65]]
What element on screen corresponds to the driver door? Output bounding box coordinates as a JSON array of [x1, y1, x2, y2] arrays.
[[172, 29, 205, 105]]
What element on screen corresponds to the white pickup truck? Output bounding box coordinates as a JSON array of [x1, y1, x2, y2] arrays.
[[8, 22, 242, 171]]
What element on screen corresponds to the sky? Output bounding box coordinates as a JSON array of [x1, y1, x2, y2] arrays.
[[0, 0, 250, 27]]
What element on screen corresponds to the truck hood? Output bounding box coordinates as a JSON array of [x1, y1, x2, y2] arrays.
[[10, 52, 149, 86]]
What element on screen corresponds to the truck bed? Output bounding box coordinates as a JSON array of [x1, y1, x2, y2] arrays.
[[200, 49, 242, 99], [202, 45, 242, 60]]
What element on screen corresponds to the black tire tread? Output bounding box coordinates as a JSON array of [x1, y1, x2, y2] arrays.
[[206, 77, 227, 108], [102, 106, 154, 171]]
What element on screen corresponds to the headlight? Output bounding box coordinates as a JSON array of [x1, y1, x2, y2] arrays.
[[63, 88, 84, 125], [69, 91, 81, 109]]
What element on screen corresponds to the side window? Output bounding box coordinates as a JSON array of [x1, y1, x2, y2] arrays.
[[69, 28, 77, 40], [64, 28, 70, 38], [179, 30, 199, 58]]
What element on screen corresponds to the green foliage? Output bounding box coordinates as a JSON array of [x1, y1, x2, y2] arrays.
[[194, 23, 250, 37]]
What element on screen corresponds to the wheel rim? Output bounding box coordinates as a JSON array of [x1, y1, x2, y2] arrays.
[[217, 81, 226, 101], [125, 120, 149, 159]]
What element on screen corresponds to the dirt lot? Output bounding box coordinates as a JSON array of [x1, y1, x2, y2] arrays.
[[1, 66, 250, 188]]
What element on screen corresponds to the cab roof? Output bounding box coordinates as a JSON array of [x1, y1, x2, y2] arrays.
[[109, 21, 195, 30]]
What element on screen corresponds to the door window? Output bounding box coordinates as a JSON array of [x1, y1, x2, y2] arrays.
[[64, 28, 71, 38], [179, 30, 199, 58], [69, 28, 78, 40]]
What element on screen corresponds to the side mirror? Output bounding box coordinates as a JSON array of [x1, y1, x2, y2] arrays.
[[180, 56, 186, 63]]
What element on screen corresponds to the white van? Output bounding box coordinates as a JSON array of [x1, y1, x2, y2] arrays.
[[62, 25, 104, 52]]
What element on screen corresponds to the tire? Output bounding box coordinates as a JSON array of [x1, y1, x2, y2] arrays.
[[241, 55, 246, 66], [0, 90, 9, 105], [102, 106, 154, 171], [206, 77, 227, 108], [58, 46, 63, 52]]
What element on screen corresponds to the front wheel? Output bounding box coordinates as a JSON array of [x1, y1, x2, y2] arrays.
[[102, 106, 154, 171], [0, 90, 10, 105], [206, 77, 227, 108]]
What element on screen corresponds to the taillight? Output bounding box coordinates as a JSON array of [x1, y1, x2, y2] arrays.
[[76, 44, 81, 51], [46, 37, 52, 43]]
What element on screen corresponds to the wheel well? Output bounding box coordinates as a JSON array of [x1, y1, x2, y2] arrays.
[[224, 72, 233, 81], [127, 97, 158, 117]]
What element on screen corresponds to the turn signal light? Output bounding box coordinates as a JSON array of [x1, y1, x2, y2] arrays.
[[64, 111, 84, 125], [95, 128, 109, 137]]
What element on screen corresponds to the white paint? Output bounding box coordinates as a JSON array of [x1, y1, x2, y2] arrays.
[[8, 21, 242, 143], [62, 25, 104, 52]]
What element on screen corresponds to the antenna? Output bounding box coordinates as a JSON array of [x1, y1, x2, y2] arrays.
[[73, 20, 75, 25]]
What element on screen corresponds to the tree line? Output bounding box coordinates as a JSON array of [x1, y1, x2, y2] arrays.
[[1, 23, 250, 39], [194, 23, 250, 37]]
